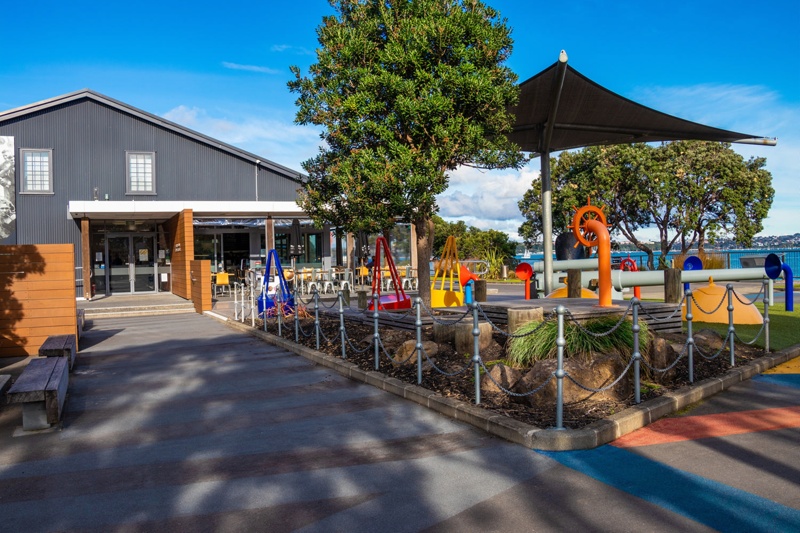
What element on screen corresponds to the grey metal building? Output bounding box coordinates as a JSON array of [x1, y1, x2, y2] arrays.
[[0, 89, 330, 298]]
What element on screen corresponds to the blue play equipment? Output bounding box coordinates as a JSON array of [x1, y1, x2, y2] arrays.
[[258, 249, 295, 317], [683, 255, 703, 293], [765, 253, 794, 312]]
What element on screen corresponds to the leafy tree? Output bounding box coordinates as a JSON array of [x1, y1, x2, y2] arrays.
[[289, 0, 525, 303], [518, 141, 773, 269]]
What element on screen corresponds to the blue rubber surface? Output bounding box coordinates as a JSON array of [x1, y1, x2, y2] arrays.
[[539, 446, 800, 532], [752, 374, 800, 389]]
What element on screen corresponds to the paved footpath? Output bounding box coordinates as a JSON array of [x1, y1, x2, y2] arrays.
[[0, 313, 798, 532]]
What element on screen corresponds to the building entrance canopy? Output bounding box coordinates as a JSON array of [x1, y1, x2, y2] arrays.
[[505, 51, 776, 294]]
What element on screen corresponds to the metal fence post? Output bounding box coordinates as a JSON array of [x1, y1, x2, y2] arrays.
[[234, 283, 240, 321], [263, 285, 268, 332], [373, 292, 380, 371], [339, 291, 346, 359], [293, 285, 299, 343], [415, 297, 423, 385], [314, 289, 320, 351], [250, 284, 255, 327], [632, 298, 641, 404], [727, 284, 735, 366], [763, 281, 770, 353], [472, 300, 481, 405], [555, 305, 565, 430], [277, 286, 282, 337], [686, 288, 694, 383]]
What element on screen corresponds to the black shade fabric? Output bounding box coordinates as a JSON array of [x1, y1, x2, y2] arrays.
[[507, 61, 770, 154]]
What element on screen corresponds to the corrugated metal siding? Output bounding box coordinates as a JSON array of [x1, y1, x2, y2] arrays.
[[0, 96, 304, 281], [0, 98, 303, 207]]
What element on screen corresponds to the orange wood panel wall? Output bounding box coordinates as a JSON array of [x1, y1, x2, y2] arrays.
[[0, 244, 78, 357], [164, 209, 194, 300], [189, 260, 211, 313]]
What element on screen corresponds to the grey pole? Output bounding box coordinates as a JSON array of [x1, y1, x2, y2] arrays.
[[539, 50, 568, 297], [263, 284, 268, 333], [472, 300, 481, 405], [250, 283, 255, 327], [276, 286, 282, 337], [415, 297, 423, 385], [293, 284, 299, 343], [727, 284, 735, 366], [338, 291, 346, 359], [763, 281, 770, 353], [632, 298, 641, 404], [686, 289, 694, 383], [555, 305, 566, 429], [373, 292, 380, 371], [314, 289, 320, 351]]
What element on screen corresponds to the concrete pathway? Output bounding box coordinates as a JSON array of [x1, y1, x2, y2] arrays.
[[1, 313, 798, 531]]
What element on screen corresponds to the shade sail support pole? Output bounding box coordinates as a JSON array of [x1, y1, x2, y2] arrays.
[[540, 50, 568, 296]]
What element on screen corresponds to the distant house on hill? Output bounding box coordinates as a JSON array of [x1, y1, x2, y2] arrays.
[[0, 89, 342, 300]]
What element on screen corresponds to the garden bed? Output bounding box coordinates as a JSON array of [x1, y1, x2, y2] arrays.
[[261, 313, 765, 429]]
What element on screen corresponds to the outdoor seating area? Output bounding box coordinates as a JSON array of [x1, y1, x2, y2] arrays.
[[211, 265, 418, 299]]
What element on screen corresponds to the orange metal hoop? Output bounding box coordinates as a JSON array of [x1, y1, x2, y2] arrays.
[[571, 204, 608, 248]]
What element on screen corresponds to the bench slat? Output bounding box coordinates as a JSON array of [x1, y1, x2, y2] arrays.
[[45, 357, 69, 424], [7, 358, 59, 402]]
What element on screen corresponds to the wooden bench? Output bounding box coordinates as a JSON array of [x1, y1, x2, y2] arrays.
[[6, 357, 69, 430], [39, 334, 77, 371]]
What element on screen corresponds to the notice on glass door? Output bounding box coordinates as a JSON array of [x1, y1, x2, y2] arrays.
[[138, 248, 149, 262]]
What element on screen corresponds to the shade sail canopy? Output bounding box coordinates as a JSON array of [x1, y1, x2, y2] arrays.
[[505, 51, 775, 297], [507, 56, 776, 155]]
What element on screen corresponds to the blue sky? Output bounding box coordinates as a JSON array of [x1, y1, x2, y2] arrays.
[[1, 0, 797, 242]]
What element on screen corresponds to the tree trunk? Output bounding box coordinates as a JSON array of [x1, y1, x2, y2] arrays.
[[414, 216, 434, 307]]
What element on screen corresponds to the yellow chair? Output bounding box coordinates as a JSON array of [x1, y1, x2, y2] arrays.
[[214, 272, 230, 296]]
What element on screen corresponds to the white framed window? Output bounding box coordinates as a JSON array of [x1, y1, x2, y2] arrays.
[[21, 149, 53, 193], [126, 151, 156, 194]]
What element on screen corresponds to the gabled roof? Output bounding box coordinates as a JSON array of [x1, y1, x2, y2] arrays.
[[506, 54, 776, 154], [0, 89, 306, 183]]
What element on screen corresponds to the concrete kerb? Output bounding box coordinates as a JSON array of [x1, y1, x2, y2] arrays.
[[209, 312, 800, 452]]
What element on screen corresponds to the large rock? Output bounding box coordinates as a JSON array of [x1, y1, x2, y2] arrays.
[[646, 337, 677, 383], [393, 339, 438, 367], [513, 354, 631, 408], [694, 329, 725, 351], [481, 363, 522, 395]]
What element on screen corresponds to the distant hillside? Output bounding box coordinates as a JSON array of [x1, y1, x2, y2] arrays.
[[713, 234, 800, 249]]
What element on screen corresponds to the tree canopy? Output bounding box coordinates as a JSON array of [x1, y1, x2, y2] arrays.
[[289, 0, 525, 302], [518, 141, 774, 269], [432, 215, 517, 277]]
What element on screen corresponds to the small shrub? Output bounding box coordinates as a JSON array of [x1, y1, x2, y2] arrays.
[[506, 315, 650, 368]]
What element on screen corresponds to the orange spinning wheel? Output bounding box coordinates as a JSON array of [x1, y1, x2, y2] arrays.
[[568, 199, 608, 248], [569, 198, 613, 307]]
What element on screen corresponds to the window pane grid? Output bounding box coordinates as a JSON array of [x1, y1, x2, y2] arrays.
[[128, 153, 154, 192], [23, 150, 51, 192]]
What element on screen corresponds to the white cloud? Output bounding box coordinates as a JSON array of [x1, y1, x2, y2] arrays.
[[633, 83, 800, 238], [270, 44, 315, 56], [221, 62, 283, 75]]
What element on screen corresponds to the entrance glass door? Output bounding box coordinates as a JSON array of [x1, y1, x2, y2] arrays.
[[107, 234, 156, 293]]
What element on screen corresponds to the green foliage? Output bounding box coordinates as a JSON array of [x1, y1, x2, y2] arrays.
[[432, 214, 517, 278], [289, 0, 526, 303], [517, 141, 774, 270], [506, 316, 650, 368]]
